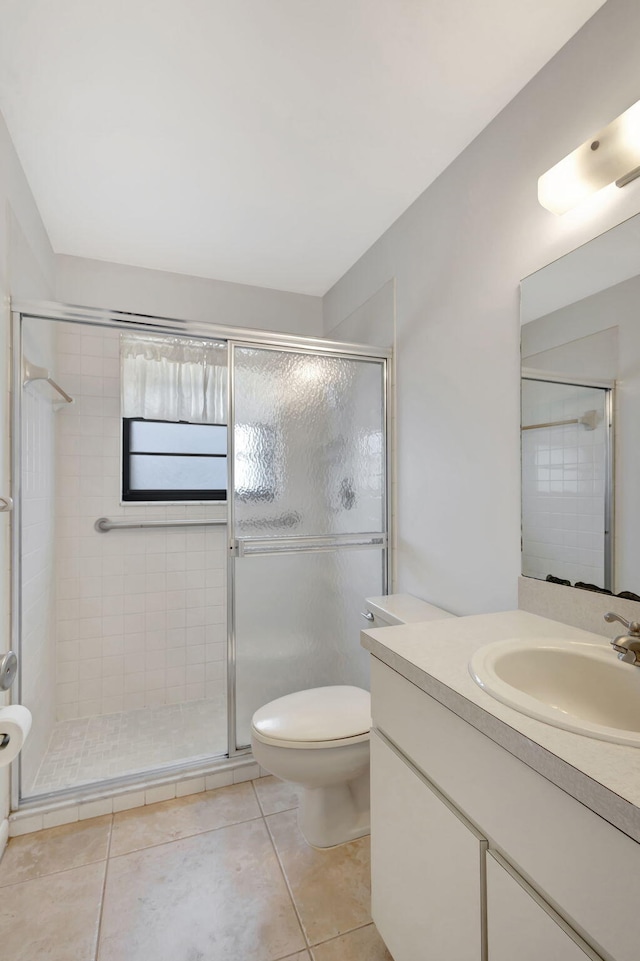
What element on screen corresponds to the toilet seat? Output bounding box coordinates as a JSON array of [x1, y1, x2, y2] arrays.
[[251, 685, 371, 750]]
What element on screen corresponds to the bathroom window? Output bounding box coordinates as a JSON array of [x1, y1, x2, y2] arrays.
[[122, 418, 227, 501]]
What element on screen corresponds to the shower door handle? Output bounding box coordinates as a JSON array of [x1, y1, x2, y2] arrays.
[[234, 533, 387, 558], [0, 496, 13, 512]]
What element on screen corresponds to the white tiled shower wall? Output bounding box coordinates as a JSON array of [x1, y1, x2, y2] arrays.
[[51, 321, 226, 721], [521, 380, 606, 587]]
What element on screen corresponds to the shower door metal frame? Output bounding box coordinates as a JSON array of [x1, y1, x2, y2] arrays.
[[10, 309, 24, 813], [225, 340, 390, 757], [10, 301, 392, 809]]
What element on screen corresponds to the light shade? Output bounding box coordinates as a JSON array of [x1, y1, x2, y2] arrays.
[[538, 100, 640, 215]]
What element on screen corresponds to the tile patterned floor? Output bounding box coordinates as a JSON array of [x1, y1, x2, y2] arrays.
[[0, 776, 393, 961], [29, 697, 227, 795]]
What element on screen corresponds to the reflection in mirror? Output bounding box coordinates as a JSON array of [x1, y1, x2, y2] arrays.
[[520, 375, 612, 588], [520, 213, 640, 599]]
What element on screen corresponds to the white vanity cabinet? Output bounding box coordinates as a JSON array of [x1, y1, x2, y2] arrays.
[[486, 853, 598, 961], [370, 731, 486, 961], [369, 656, 640, 961]]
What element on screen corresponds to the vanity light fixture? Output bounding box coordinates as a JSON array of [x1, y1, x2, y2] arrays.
[[538, 99, 640, 214]]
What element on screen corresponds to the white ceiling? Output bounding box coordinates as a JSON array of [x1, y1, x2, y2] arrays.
[[0, 0, 606, 295]]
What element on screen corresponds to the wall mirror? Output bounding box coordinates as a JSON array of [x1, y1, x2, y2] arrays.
[[520, 212, 640, 599]]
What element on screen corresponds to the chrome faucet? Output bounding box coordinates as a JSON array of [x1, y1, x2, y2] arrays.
[[604, 612, 640, 666]]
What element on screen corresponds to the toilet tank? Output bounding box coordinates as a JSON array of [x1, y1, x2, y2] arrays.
[[362, 593, 455, 630]]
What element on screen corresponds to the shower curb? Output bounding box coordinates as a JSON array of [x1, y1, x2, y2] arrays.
[[8, 755, 267, 837]]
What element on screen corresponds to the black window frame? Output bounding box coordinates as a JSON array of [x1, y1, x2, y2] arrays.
[[122, 417, 227, 502]]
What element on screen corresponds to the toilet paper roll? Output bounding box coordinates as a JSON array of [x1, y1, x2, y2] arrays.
[[0, 705, 32, 768]]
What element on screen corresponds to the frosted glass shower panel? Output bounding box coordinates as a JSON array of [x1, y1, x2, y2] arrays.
[[232, 347, 385, 537], [231, 344, 388, 749], [234, 547, 385, 747]]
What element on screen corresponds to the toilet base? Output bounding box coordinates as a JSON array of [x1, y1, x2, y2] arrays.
[[298, 768, 370, 848], [251, 733, 370, 849]]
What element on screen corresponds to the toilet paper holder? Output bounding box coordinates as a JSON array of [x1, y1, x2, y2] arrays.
[[0, 650, 19, 747], [0, 651, 18, 692], [0, 704, 32, 766]]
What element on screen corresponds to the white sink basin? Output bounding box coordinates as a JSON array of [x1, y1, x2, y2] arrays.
[[469, 637, 640, 746]]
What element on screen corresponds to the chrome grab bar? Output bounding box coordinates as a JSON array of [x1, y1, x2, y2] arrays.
[[95, 516, 226, 532]]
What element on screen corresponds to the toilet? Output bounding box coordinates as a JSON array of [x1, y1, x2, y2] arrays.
[[251, 594, 455, 848], [252, 685, 371, 848]]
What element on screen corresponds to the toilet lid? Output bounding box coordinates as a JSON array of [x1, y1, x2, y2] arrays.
[[251, 686, 371, 743]]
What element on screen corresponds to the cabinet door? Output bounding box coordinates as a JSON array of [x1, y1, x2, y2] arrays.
[[370, 730, 486, 961], [487, 853, 602, 961]]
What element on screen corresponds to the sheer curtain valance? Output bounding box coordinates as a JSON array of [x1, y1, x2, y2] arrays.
[[121, 335, 228, 424]]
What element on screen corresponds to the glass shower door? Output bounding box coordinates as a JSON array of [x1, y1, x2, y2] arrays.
[[230, 345, 387, 749]]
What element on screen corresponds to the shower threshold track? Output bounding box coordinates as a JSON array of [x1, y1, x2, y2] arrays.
[[27, 697, 227, 797]]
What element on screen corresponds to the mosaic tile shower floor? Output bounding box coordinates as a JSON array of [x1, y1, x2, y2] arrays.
[[28, 696, 227, 795]]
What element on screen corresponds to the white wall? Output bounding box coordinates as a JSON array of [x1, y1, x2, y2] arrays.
[[0, 109, 55, 835], [322, 0, 640, 616], [523, 326, 618, 382], [55, 254, 323, 338], [325, 279, 394, 348]]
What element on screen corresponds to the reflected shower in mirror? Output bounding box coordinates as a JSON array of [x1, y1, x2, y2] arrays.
[[520, 212, 640, 598]]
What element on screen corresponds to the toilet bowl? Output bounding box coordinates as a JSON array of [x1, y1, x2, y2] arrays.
[[251, 686, 371, 848], [251, 594, 455, 848]]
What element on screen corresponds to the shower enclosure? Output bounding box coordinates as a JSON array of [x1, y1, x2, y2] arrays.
[[11, 303, 390, 809]]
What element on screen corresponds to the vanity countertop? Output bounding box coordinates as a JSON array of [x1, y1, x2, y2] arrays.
[[362, 609, 640, 843]]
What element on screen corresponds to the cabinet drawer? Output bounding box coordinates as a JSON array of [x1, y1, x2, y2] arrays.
[[487, 853, 602, 961], [371, 731, 486, 961], [371, 657, 640, 961]]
